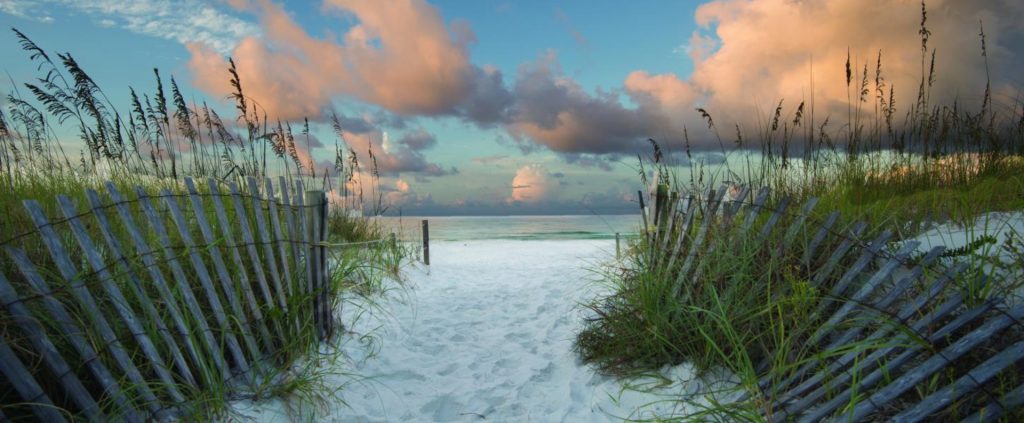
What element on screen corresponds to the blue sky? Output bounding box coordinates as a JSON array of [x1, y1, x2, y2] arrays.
[[1, 1, 1021, 215]]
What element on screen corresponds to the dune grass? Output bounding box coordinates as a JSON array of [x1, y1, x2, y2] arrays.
[[0, 30, 411, 420], [576, 4, 1024, 421]]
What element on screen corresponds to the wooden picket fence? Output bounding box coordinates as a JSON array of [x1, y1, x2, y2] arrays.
[[0, 176, 334, 421], [646, 184, 1023, 422]]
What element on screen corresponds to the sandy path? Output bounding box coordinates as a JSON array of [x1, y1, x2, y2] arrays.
[[234, 240, 696, 422]]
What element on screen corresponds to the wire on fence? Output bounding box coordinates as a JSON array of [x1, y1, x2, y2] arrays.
[[0, 185, 331, 248], [648, 185, 1023, 415]]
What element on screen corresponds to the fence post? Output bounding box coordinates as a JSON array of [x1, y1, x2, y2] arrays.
[[305, 190, 326, 339], [422, 219, 430, 266], [615, 232, 621, 260], [319, 191, 331, 339], [655, 183, 669, 238], [638, 190, 649, 237]]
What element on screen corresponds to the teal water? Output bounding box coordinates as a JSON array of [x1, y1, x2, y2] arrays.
[[378, 214, 641, 241]]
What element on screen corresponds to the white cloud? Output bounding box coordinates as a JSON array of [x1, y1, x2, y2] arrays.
[[0, 0, 53, 22], [0, 0, 259, 54]]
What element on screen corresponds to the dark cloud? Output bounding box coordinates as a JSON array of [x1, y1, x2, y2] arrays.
[[332, 120, 455, 177], [456, 65, 514, 126], [330, 111, 376, 134], [398, 128, 438, 151]]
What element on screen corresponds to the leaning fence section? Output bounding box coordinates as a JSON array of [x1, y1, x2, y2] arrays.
[[0, 177, 334, 422], [642, 183, 1023, 422]]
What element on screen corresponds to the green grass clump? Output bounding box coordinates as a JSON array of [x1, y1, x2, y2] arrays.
[[0, 30, 411, 420], [576, 4, 1024, 419]]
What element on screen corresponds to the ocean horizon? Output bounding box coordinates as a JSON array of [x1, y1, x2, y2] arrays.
[[377, 214, 642, 241]]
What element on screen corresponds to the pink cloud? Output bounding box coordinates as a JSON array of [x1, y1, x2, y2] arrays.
[[507, 164, 556, 204], [187, 0, 474, 120]]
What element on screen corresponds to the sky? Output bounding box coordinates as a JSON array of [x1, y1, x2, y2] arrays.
[[1, 0, 1022, 215]]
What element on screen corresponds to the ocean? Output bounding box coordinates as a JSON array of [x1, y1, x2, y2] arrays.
[[377, 214, 642, 241]]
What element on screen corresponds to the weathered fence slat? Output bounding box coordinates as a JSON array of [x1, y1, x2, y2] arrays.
[[807, 241, 920, 346], [228, 181, 286, 343], [183, 178, 263, 362], [317, 191, 331, 338], [839, 304, 1024, 422], [0, 336, 67, 422], [85, 189, 200, 386], [722, 185, 750, 223], [645, 186, 1021, 421], [960, 382, 1024, 422], [247, 176, 288, 312], [277, 176, 300, 296], [757, 195, 791, 242], [23, 199, 163, 416], [265, 178, 294, 300], [676, 185, 728, 284], [306, 190, 328, 338], [795, 293, 992, 423], [779, 197, 819, 252], [801, 210, 840, 267], [825, 229, 894, 301], [656, 192, 681, 256], [53, 195, 187, 404], [296, 180, 314, 330], [774, 254, 952, 409], [788, 262, 970, 411], [893, 339, 1024, 422], [739, 186, 772, 233], [808, 221, 868, 287], [0, 178, 335, 418], [0, 271, 101, 420], [664, 195, 697, 271], [4, 247, 140, 421], [770, 243, 940, 405], [129, 185, 230, 379], [159, 188, 250, 377], [204, 179, 275, 353]]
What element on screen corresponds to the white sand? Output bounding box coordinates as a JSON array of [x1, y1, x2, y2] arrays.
[[231, 240, 711, 422], [906, 211, 1024, 301]]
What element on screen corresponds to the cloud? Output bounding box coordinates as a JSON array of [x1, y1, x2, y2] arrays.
[[472, 154, 509, 165], [632, 0, 1024, 146], [504, 53, 652, 155], [507, 164, 556, 203], [187, 0, 476, 120], [0, 0, 54, 23], [397, 128, 437, 151], [554, 7, 590, 50], [338, 128, 457, 177], [395, 178, 410, 193], [505, 0, 1024, 153], [169, 0, 1022, 160], [4, 0, 261, 53], [454, 64, 514, 126]]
